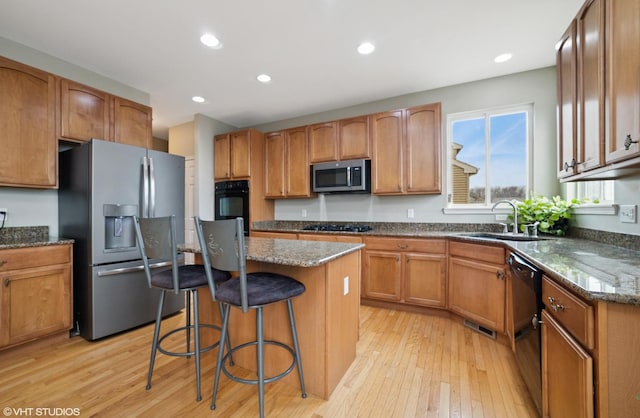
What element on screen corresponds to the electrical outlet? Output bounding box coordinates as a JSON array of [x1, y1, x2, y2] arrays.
[[619, 205, 637, 223], [495, 214, 508, 221], [343, 276, 349, 295], [407, 208, 414, 218], [301, 209, 307, 218]]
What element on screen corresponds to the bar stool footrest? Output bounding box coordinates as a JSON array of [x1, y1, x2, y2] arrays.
[[221, 340, 297, 385], [157, 323, 222, 357]]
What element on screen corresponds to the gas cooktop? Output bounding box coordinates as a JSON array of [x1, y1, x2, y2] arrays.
[[302, 223, 372, 233]]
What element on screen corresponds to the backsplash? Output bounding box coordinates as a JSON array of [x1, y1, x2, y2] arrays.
[[0, 226, 49, 242], [568, 227, 640, 252]]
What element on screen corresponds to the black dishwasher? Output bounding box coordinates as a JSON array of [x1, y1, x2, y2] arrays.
[[508, 252, 543, 415]]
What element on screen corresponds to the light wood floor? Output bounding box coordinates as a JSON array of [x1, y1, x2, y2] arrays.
[[0, 305, 538, 417]]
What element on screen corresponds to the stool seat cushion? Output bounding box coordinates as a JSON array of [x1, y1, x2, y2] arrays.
[[151, 264, 231, 290], [216, 272, 305, 307]]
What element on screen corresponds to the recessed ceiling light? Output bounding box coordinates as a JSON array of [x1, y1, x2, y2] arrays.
[[357, 42, 375, 55], [200, 33, 222, 49], [494, 53, 512, 63], [192, 96, 205, 103], [256, 74, 272, 83]]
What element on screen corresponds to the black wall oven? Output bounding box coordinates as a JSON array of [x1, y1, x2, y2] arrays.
[[214, 180, 250, 235]]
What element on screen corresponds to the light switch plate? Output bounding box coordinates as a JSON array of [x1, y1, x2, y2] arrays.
[[343, 276, 349, 295], [619, 205, 637, 223]]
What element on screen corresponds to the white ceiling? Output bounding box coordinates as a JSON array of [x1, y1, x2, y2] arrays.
[[0, 0, 583, 139]]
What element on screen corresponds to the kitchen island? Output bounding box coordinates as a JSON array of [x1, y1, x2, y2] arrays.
[[180, 237, 364, 400]]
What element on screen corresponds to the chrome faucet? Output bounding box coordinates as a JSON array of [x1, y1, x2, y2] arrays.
[[492, 200, 518, 234]]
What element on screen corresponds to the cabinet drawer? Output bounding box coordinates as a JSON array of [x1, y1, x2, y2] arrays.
[[449, 241, 504, 265], [542, 275, 594, 349], [364, 237, 446, 253], [0, 245, 71, 272]]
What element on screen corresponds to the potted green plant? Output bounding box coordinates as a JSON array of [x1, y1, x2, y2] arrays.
[[513, 194, 584, 236]]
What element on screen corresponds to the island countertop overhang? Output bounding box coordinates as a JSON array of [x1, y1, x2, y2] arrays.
[[179, 236, 364, 268]]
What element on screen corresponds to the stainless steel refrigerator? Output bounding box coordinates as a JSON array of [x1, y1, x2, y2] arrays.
[[59, 139, 185, 340]]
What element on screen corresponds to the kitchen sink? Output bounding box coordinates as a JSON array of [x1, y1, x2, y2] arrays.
[[461, 232, 549, 241]]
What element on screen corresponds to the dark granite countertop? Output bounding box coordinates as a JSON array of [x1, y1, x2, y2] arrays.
[[253, 221, 640, 306], [0, 226, 74, 250], [180, 237, 365, 268]]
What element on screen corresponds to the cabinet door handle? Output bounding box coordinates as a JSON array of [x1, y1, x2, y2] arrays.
[[4, 278, 9, 287], [496, 271, 506, 280], [564, 158, 576, 172], [624, 134, 638, 150], [0, 260, 6, 267], [397, 244, 408, 250], [531, 313, 543, 329]]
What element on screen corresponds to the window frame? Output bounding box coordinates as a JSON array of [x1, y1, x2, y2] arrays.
[[445, 103, 534, 209]]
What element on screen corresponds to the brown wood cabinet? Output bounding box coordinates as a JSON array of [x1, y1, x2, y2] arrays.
[[541, 310, 594, 418], [604, 0, 640, 164], [0, 244, 73, 349], [448, 241, 506, 333], [59, 78, 152, 148], [576, 0, 605, 174], [264, 127, 312, 198], [214, 129, 260, 180], [112, 96, 152, 149], [541, 275, 594, 418], [557, 20, 578, 179], [309, 122, 338, 163], [557, 1, 605, 180], [309, 116, 371, 163], [59, 79, 111, 143], [558, 0, 640, 180], [0, 56, 57, 188], [371, 103, 441, 195], [362, 237, 446, 308]]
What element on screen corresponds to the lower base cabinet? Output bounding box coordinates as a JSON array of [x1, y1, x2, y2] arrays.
[[363, 237, 446, 308], [0, 244, 73, 349], [448, 241, 506, 333], [541, 309, 594, 418]]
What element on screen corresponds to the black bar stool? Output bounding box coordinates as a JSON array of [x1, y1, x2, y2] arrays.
[[194, 216, 307, 418], [134, 214, 232, 401]]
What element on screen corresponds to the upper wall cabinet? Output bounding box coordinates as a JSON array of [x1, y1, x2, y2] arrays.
[[60, 79, 111, 142], [112, 97, 152, 149], [308, 116, 371, 163], [557, 0, 640, 181], [556, 21, 578, 179], [60, 79, 151, 148], [264, 126, 312, 198], [557, 0, 605, 180], [605, 0, 640, 164], [0, 56, 57, 188], [371, 103, 442, 195], [214, 129, 262, 180]]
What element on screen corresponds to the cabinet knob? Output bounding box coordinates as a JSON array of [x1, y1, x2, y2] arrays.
[[547, 296, 566, 312], [624, 134, 638, 150], [0, 260, 6, 267], [564, 158, 576, 172], [496, 271, 506, 280]]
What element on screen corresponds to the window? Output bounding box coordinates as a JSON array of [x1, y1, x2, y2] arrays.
[[566, 180, 614, 204], [447, 104, 532, 206]]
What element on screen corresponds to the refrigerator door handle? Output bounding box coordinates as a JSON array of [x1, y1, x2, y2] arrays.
[[97, 257, 185, 277], [142, 156, 150, 217], [149, 156, 156, 217]]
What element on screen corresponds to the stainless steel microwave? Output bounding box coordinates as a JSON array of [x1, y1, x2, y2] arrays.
[[312, 159, 371, 193]]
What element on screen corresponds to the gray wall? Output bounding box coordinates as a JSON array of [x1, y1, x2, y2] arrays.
[[252, 67, 561, 225], [0, 37, 151, 236]]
